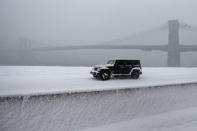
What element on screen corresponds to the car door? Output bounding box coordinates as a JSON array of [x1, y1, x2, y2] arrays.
[[122, 61, 131, 74], [117, 60, 128, 74], [121, 61, 130, 74], [114, 60, 123, 74]]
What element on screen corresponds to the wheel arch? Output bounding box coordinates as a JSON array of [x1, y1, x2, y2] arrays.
[[130, 67, 141, 74]]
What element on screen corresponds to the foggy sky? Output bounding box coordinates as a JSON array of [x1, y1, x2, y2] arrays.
[[1, 0, 197, 46]]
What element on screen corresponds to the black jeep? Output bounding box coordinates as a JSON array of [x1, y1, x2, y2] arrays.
[[90, 59, 142, 80]]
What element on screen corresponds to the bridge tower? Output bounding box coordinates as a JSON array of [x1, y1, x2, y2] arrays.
[[167, 20, 180, 67], [18, 38, 32, 65]]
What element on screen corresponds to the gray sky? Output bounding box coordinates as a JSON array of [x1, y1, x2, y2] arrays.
[[1, 0, 197, 46]]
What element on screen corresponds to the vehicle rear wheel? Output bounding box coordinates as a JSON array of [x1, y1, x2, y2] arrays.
[[100, 71, 111, 80], [131, 71, 140, 79]]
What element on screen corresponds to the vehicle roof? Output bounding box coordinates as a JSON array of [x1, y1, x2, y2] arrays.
[[110, 59, 140, 61]]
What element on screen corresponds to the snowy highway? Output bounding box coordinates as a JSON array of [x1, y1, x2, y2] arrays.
[[0, 66, 197, 96]]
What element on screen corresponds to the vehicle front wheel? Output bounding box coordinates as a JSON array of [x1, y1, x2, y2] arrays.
[[100, 71, 111, 80], [131, 71, 140, 79]]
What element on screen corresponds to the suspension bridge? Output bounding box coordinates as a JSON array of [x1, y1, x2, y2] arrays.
[[13, 20, 197, 66]]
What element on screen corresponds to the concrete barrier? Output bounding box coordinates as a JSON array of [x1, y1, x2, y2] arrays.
[[1, 83, 197, 131]]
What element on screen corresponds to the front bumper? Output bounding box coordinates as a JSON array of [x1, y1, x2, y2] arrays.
[[90, 70, 100, 77]]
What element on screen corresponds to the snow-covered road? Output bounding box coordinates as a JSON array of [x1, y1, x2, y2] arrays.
[[0, 66, 197, 96], [1, 66, 197, 131]]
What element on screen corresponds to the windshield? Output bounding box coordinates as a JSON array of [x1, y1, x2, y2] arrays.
[[107, 60, 115, 65]]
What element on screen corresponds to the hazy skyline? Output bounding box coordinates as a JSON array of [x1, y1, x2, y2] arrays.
[[1, 0, 197, 46], [0, 0, 197, 66]]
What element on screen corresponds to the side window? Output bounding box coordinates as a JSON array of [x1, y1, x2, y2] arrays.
[[125, 61, 130, 66], [114, 60, 118, 66], [118, 61, 127, 68], [116, 61, 122, 68], [123, 62, 127, 66], [125, 61, 132, 67], [115, 61, 119, 66]]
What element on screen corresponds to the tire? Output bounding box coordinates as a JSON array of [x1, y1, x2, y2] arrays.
[[93, 75, 97, 78], [100, 71, 111, 80], [131, 71, 140, 79]]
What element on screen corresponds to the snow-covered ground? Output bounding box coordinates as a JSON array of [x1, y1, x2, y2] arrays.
[[1, 66, 197, 131], [1, 83, 197, 131], [0, 66, 197, 96], [82, 107, 197, 131]]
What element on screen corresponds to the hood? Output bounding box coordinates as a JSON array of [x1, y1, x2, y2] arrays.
[[94, 64, 113, 70]]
